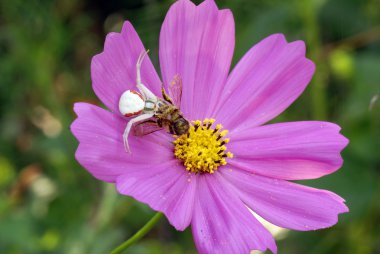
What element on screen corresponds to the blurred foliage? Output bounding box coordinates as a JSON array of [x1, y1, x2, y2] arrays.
[[0, 0, 379, 253]]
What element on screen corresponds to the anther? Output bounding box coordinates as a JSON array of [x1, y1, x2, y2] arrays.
[[207, 119, 216, 129], [220, 139, 229, 146], [220, 130, 228, 137]]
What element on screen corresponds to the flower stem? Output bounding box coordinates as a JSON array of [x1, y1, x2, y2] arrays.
[[110, 212, 163, 254], [297, 0, 328, 120]]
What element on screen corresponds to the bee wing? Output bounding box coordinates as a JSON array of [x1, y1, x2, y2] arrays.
[[164, 74, 183, 109], [133, 119, 163, 136]]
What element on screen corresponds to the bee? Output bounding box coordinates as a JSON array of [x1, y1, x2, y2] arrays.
[[154, 88, 190, 135], [119, 50, 189, 153]]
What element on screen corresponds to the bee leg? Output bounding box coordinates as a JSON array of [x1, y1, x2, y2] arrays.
[[161, 86, 173, 104], [157, 118, 163, 127], [169, 124, 175, 135], [123, 113, 154, 153], [136, 50, 156, 101], [162, 119, 175, 134]]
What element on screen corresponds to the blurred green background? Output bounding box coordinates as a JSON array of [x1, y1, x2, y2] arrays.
[[0, 0, 379, 253]]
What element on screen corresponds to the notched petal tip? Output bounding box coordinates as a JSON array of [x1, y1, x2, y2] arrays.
[[95, 32, 121, 59], [266, 33, 287, 45], [93, 20, 133, 56], [342, 202, 349, 213], [70, 102, 91, 139], [324, 121, 349, 152], [201, 0, 234, 14], [71, 103, 106, 133], [169, 0, 196, 12], [73, 102, 88, 116], [168, 0, 228, 18], [311, 193, 349, 231], [268, 35, 307, 58], [306, 57, 316, 73], [341, 135, 349, 150], [91, 20, 146, 71], [121, 20, 133, 34], [199, 0, 218, 10], [288, 40, 306, 55]]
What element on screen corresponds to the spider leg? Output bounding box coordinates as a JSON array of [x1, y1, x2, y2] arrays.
[[123, 113, 154, 153], [137, 83, 157, 101], [136, 49, 149, 85], [135, 50, 157, 101]]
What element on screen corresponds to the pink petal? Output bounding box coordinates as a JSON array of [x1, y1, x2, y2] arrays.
[[220, 168, 348, 231], [92, 21, 162, 113], [70, 103, 173, 182], [116, 161, 197, 231], [228, 121, 348, 180], [191, 173, 277, 254], [214, 34, 315, 129], [159, 0, 235, 120]]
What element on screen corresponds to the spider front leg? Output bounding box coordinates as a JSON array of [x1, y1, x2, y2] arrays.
[[136, 50, 157, 101], [123, 113, 154, 153]]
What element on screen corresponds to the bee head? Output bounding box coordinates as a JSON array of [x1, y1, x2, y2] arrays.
[[174, 118, 190, 135]]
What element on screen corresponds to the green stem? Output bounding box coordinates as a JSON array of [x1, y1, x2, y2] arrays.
[[110, 212, 163, 254], [297, 0, 328, 120]]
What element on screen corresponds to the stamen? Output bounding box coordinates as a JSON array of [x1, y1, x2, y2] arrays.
[[217, 149, 225, 155], [220, 138, 230, 146], [173, 119, 233, 174], [193, 120, 202, 132]]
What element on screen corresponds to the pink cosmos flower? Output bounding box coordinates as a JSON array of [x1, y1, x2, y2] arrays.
[[71, 0, 349, 253]]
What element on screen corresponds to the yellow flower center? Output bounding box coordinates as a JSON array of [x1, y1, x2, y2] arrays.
[[173, 118, 233, 174]]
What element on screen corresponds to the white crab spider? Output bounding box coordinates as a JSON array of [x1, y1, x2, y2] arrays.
[[119, 50, 158, 153]]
